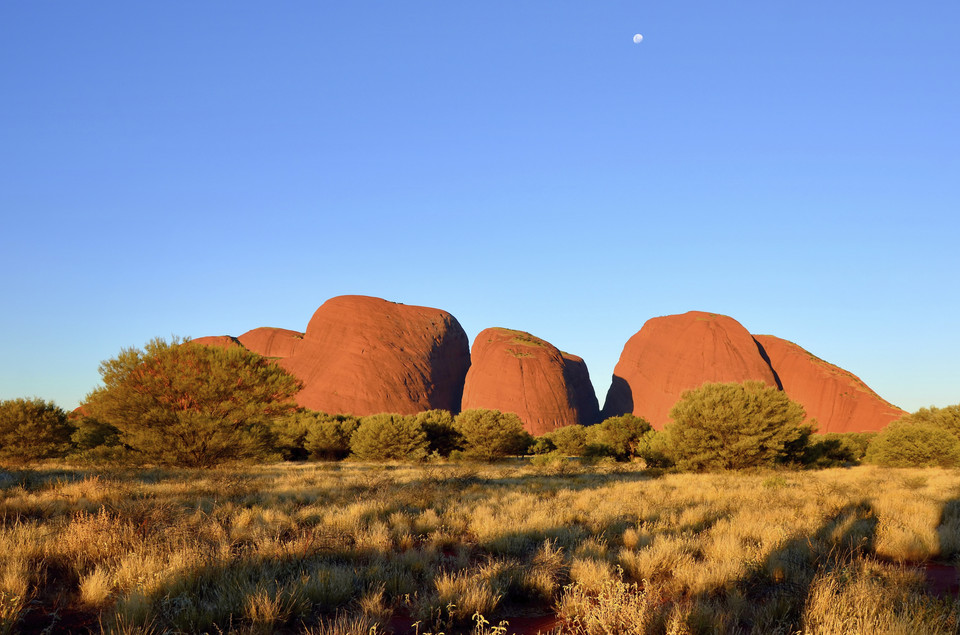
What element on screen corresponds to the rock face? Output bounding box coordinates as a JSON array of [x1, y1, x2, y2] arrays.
[[461, 328, 598, 435], [603, 311, 779, 429], [562, 353, 601, 426], [238, 327, 303, 359], [189, 335, 243, 349], [279, 295, 470, 415], [753, 335, 905, 433]]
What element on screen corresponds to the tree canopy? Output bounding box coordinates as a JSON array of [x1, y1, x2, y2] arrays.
[[865, 422, 960, 468], [586, 414, 653, 460], [349, 413, 429, 461], [0, 398, 73, 463], [665, 381, 808, 471], [454, 409, 531, 461], [896, 404, 960, 440], [84, 337, 302, 466]]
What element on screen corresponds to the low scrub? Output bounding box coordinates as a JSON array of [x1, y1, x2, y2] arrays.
[[349, 413, 429, 461], [665, 381, 809, 470], [866, 422, 960, 468], [454, 409, 531, 461], [0, 397, 73, 464]]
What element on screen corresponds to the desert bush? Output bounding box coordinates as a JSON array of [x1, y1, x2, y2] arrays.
[[454, 409, 531, 461], [349, 413, 429, 461], [412, 409, 463, 456], [865, 422, 960, 467], [0, 397, 73, 463], [271, 412, 312, 461], [585, 414, 653, 460], [300, 412, 360, 461], [665, 381, 807, 471], [66, 414, 127, 463], [896, 404, 960, 439], [84, 336, 302, 466], [803, 432, 875, 467], [69, 415, 122, 452], [530, 436, 557, 455], [545, 425, 589, 456], [632, 430, 674, 467]]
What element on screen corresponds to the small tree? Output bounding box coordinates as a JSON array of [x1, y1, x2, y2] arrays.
[[530, 436, 557, 455], [413, 409, 463, 456], [585, 414, 653, 460], [303, 413, 360, 461], [84, 337, 302, 466], [544, 425, 588, 456], [349, 413, 429, 461], [665, 381, 807, 471], [0, 398, 73, 463], [896, 405, 960, 440], [865, 422, 960, 468], [803, 432, 876, 467], [454, 409, 531, 461]]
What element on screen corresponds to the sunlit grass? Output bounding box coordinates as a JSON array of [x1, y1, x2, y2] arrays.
[[0, 461, 957, 633]]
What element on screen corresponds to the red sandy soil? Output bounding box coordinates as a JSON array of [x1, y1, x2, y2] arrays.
[[603, 311, 778, 429], [920, 561, 960, 598], [753, 334, 906, 433], [279, 295, 470, 415], [461, 328, 592, 435]]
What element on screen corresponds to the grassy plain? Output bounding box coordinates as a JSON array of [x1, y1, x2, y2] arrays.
[[0, 461, 958, 634]]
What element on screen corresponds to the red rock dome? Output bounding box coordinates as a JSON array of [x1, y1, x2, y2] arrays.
[[753, 334, 905, 433], [562, 353, 601, 426], [603, 311, 779, 429], [189, 335, 243, 349], [279, 295, 470, 415], [238, 327, 303, 359], [461, 328, 597, 435]]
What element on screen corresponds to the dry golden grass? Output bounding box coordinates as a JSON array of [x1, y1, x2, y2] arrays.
[[0, 461, 957, 633]]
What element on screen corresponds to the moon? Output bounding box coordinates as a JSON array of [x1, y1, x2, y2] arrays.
[[633, 33, 644, 44]]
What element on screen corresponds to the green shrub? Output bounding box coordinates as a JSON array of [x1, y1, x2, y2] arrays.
[[349, 413, 429, 461], [301, 412, 360, 461], [633, 430, 674, 467], [896, 404, 960, 439], [69, 415, 122, 452], [804, 432, 876, 467], [664, 381, 807, 471], [271, 413, 312, 461], [453, 409, 531, 461], [865, 422, 960, 468], [412, 410, 463, 456], [544, 425, 588, 456], [585, 414, 653, 460], [530, 436, 557, 455], [0, 398, 73, 463], [84, 337, 302, 467]]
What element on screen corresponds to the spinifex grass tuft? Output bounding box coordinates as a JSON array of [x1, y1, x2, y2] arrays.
[[0, 462, 957, 633]]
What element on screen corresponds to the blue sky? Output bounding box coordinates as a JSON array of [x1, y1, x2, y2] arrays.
[[2, 1, 958, 413]]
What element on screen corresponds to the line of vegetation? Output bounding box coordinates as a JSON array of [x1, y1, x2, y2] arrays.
[[3, 338, 959, 471]]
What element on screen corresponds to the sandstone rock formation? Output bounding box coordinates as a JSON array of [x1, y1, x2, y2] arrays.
[[189, 335, 243, 349], [238, 327, 303, 359], [562, 353, 601, 426], [279, 295, 470, 415], [461, 328, 598, 435], [753, 335, 905, 433], [603, 311, 779, 429]]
